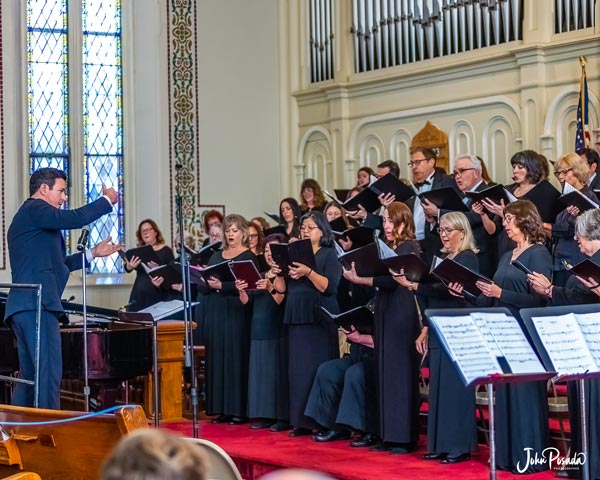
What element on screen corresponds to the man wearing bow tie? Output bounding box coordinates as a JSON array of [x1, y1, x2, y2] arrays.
[[407, 148, 458, 265]]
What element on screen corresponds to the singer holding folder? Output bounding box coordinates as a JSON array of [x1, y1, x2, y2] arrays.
[[5, 168, 120, 409]]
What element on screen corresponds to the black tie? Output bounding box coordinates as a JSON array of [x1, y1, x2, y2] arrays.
[[415, 180, 431, 189]]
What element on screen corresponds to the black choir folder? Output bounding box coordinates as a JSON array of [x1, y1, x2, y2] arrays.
[[189, 261, 236, 285], [331, 223, 376, 248], [430, 256, 492, 299], [320, 305, 374, 335], [119, 244, 161, 265], [269, 239, 316, 275], [418, 186, 469, 212], [564, 258, 600, 285], [426, 307, 553, 387], [463, 183, 516, 206], [558, 189, 599, 213], [521, 304, 600, 381], [143, 262, 182, 289], [325, 173, 416, 213], [185, 241, 222, 266]]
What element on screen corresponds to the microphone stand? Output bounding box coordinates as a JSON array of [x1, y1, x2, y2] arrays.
[[174, 169, 199, 438], [78, 232, 91, 412]]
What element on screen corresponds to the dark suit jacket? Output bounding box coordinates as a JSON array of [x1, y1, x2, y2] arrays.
[[589, 173, 600, 192], [5, 197, 113, 318]]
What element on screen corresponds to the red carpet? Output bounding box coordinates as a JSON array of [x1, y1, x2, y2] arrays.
[[163, 420, 557, 479]]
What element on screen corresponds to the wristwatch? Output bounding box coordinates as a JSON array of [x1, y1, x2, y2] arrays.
[[544, 286, 552, 296]]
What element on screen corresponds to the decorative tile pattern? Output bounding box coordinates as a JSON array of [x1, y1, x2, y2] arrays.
[[167, 0, 224, 245]]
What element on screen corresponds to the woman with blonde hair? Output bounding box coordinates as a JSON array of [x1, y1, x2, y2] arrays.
[[343, 202, 422, 453], [396, 211, 479, 464], [197, 214, 256, 425], [545, 151, 598, 286]]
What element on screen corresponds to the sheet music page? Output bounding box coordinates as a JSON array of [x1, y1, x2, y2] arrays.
[[574, 312, 600, 371], [376, 238, 397, 259], [430, 315, 502, 385], [532, 313, 597, 375], [471, 312, 545, 374], [138, 300, 197, 320]]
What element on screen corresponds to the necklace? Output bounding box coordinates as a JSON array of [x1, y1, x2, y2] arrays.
[[511, 243, 532, 260]]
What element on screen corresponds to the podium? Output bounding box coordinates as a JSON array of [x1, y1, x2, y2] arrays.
[[426, 307, 554, 480]]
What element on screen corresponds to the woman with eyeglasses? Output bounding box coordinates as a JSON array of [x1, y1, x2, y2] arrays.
[[395, 212, 478, 464], [202, 209, 224, 247], [272, 212, 342, 437], [124, 219, 175, 311], [544, 152, 598, 287], [299, 179, 326, 214], [343, 202, 422, 454], [197, 214, 256, 426], [248, 221, 266, 256], [475, 199, 552, 473], [528, 208, 600, 480]]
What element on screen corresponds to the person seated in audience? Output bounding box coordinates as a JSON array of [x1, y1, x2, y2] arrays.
[[356, 166, 376, 187], [124, 219, 175, 311], [397, 212, 479, 464], [475, 199, 551, 474], [101, 429, 207, 480], [578, 147, 600, 191], [279, 197, 302, 240], [528, 207, 600, 480], [543, 152, 598, 287], [343, 202, 422, 454], [304, 326, 376, 446], [299, 179, 326, 213], [236, 234, 289, 431], [272, 212, 342, 437], [202, 209, 224, 246]]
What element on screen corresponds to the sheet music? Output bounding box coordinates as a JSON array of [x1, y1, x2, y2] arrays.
[[504, 188, 517, 202], [376, 238, 396, 259], [532, 313, 597, 375], [138, 300, 197, 321], [562, 182, 577, 195], [575, 312, 600, 369], [471, 312, 545, 374], [430, 315, 502, 385]]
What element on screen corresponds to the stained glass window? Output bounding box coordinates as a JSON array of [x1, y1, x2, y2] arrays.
[[27, 0, 124, 274]]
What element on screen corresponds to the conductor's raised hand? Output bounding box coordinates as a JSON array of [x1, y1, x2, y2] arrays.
[[102, 184, 119, 205], [92, 236, 123, 258]]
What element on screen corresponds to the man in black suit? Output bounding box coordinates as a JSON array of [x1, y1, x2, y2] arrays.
[[579, 147, 600, 192], [407, 147, 458, 265], [5, 167, 120, 409]]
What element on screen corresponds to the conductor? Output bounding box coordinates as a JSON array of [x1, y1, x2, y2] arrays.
[[5, 167, 121, 409]]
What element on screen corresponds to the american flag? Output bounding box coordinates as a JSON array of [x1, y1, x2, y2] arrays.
[[576, 59, 590, 150]]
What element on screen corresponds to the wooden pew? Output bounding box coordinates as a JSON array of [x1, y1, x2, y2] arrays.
[[0, 404, 147, 479]]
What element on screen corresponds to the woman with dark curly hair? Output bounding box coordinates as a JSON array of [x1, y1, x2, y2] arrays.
[[299, 179, 326, 214], [475, 199, 552, 474]]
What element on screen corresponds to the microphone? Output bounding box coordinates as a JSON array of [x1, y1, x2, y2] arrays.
[[77, 226, 90, 252]]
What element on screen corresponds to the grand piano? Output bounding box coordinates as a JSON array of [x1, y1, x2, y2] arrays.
[[0, 297, 153, 408]]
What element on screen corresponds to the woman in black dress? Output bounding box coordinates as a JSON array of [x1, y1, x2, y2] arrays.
[[529, 208, 600, 480], [273, 211, 342, 437], [343, 202, 422, 453], [544, 152, 599, 287], [396, 211, 479, 464], [124, 219, 175, 311], [199, 214, 255, 424], [475, 199, 552, 473], [235, 234, 289, 430], [299, 179, 326, 214]]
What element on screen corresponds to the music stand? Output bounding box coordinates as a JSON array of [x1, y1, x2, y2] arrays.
[[426, 307, 554, 480], [522, 304, 600, 480]]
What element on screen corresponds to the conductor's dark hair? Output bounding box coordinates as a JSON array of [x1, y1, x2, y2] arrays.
[[300, 211, 335, 247], [377, 160, 400, 178], [30, 168, 67, 196], [510, 150, 546, 184]]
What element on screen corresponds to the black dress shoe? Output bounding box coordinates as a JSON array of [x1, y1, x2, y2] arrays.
[[390, 442, 417, 455], [350, 433, 379, 448], [422, 452, 447, 461], [369, 442, 394, 452], [313, 429, 351, 442], [250, 419, 274, 429], [228, 416, 248, 425], [288, 427, 312, 437], [440, 453, 471, 464], [210, 415, 232, 424], [269, 422, 292, 432]]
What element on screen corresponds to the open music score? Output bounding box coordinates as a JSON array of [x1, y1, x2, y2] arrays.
[[427, 308, 550, 387]]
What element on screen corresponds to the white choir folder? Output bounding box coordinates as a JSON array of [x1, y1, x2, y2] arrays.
[[521, 304, 600, 381], [425, 307, 554, 387]]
